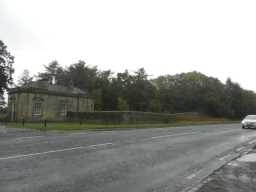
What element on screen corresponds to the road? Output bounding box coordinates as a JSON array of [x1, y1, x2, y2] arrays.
[[0, 124, 256, 192]]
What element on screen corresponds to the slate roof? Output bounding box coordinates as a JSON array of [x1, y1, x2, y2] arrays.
[[9, 81, 88, 97]]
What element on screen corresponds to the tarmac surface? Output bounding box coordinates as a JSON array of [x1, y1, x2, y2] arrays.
[[0, 124, 256, 192], [197, 146, 256, 192]]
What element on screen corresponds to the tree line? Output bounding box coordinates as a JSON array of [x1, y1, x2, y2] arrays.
[[18, 60, 256, 119], [0, 40, 14, 110], [1, 40, 255, 119]]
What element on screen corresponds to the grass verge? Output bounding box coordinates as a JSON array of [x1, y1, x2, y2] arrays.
[[5, 120, 238, 131]]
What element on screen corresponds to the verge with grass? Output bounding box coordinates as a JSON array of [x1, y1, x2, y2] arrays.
[[5, 120, 238, 131]]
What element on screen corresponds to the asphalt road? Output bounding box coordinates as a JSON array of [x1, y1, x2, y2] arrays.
[[1, 124, 256, 192]]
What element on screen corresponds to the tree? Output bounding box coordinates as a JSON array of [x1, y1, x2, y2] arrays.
[[0, 40, 14, 95], [0, 40, 14, 109], [18, 69, 33, 86], [95, 70, 114, 110], [153, 71, 228, 116], [0, 95, 5, 108], [117, 97, 129, 111], [120, 68, 156, 111], [64, 60, 98, 91], [149, 99, 161, 112], [37, 60, 65, 84], [225, 78, 244, 118], [33, 58, 256, 118]]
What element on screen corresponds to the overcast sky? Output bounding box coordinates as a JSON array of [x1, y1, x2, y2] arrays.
[[1, 0, 256, 91]]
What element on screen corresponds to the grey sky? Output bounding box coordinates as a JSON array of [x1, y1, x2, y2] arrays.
[[1, 0, 256, 91]]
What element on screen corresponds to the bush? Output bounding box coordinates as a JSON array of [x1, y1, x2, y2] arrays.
[[0, 112, 8, 122]]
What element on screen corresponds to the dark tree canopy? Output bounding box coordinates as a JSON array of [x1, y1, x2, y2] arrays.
[[2, 36, 254, 119], [0, 40, 14, 95], [34, 60, 256, 119], [37, 60, 65, 84], [18, 69, 33, 86]]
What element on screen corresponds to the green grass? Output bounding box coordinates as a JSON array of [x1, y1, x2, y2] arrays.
[[5, 120, 238, 131]]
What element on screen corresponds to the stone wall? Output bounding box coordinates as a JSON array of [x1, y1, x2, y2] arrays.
[[67, 111, 176, 124], [8, 92, 94, 121]]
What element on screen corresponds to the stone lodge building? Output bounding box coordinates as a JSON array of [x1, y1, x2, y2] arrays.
[[8, 81, 94, 121]]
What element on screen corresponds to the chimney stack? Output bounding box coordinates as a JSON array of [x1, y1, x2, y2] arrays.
[[52, 76, 56, 85]]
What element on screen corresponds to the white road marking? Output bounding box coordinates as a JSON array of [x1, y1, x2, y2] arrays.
[[237, 153, 256, 162], [17, 136, 44, 140], [236, 146, 245, 152], [186, 170, 201, 180], [69, 132, 90, 136], [0, 143, 113, 161], [219, 154, 231, 161], [186, 173, 197, 180], [12, 132, 90, 141], [151, 132, 198, 139], [248, 139, 256, 145], [227, 161, 239, 167]]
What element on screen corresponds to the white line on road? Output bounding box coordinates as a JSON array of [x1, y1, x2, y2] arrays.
[[0, 143, 113, 161], [16, 136, 44, 140], [151, 132, 198, 139], [248, 139, 256, 145], [186, 170, 201, 180], [236, 146, 246, 152], [219, 154, 231, 161], [12, 132, 91, 142], [69, 132, 90, 136]]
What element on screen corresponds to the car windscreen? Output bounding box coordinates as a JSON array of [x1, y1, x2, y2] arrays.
[[245, 115, 256, 120]]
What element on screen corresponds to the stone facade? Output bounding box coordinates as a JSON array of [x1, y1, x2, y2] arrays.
[[8, 81, 94, 121]]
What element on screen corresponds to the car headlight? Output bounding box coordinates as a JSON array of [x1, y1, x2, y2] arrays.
[[242, 120, 245, 124]]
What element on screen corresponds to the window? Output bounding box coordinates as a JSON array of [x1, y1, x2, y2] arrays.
[[32, 103, 42, 116]]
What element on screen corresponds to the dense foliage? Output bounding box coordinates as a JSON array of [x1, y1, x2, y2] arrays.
[[18, 69, 33, 86], [0, 40, 14, 108], [32, 60, 256, 119], [0, 40, 14, 93]]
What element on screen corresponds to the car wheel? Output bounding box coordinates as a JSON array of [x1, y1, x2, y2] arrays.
[[242, 125, 246, 129]]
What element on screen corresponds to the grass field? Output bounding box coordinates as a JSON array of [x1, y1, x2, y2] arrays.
[[5, 119, 238, 131]]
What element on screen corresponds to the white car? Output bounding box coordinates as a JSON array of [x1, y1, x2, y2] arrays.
[[242, 115, 256, 129]]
